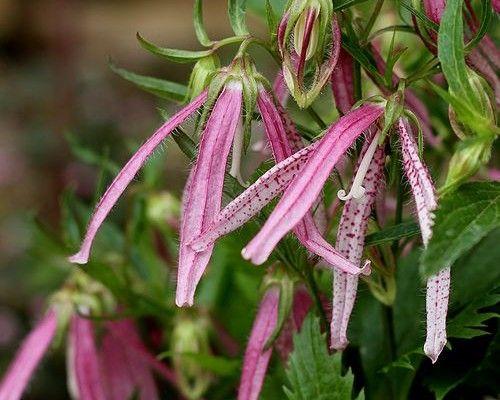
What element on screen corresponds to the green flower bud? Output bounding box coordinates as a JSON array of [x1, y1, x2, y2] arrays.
[[186, 54, 220, 102], [171, 315, 212, 400]]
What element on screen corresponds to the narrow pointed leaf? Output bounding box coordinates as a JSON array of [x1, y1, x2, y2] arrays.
[[228, 0, 249, 36], [194, 0, 213, 46], [137, 33, 213, 63]]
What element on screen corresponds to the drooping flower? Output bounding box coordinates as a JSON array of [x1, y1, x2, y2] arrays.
[[68, 91, 208, 265], [0, 309, 57, 400], [190, 88, 372, 275], [67, 315, 107, 400], [399, 117, 450, 363], [278, 0, 341, 107], [238, 287, 279, 400], [331, 130, 386, 350], [330, 48, 355, 115], [241, 104, 384, 265]]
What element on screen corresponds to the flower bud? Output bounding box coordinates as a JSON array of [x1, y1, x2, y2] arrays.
[[186, 54, 220, 102], [278, 0, 339, 108], [171, 315, 211, 399]]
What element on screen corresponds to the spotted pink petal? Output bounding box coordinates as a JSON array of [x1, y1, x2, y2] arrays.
[[67, 315, 106, 400], [331, 132, 385, 350], [238, 288, 279, 400], [242, 104, 384, 266], [423, 0, 445, 24], [189, 142, 318, 252], [331, 48, 355, 115], [191, 90, 367, 275], [101, 321, 161, 400], [68, 91, 207, 265], [399, 117, 450, 364], [0, 310, 57, 400], [176, 82, 243, 307]]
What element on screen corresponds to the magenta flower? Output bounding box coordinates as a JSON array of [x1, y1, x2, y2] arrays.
[[190, 88, 372, 275], [423, 0, 445, 24], [399, 118, 450, 363], [238, 287, 279, 400], [0, 309, 57, 400], [68, 91, 208, 265], [176, 81, 243, 306], [67, 315, 107, 400], [331, 48, 355, 115], [240, 104, 384, 266], [331, 130, 386, 350]]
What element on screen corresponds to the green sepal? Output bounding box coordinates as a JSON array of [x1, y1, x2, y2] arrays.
[[185, 54, 221, 102], [137, 33, 213, 63], [193, 0, 213, 46], [379, 83, 405, 143], [263, 271, 295, 350], [228, 0, 249, 36]]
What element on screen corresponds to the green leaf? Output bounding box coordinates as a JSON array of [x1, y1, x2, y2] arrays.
[[284, 314, 363, 400], [110, 62, 187, 102], [137, 33, 213, 63], [228, 0, 249, 36], [365, 221, 420, 247], [420, 182, 500, 277], [437, 0, 476, 105], [447, 291, 500, 339], [399, 1, 439, 33], [193, 0, 213, 46], [332, 0, 370, 12], [265, 0, 278, 36]]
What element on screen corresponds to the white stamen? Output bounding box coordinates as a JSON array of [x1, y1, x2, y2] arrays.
[[229, 120, 247, 186], [337, 131, 381, 201]]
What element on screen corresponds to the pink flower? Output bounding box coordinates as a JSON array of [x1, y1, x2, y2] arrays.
[[399, 118, 450, 363], [331, 130, 385, 350], [331, 48, 355, 115], [0, 310, 57, 400], [241, 104, 384, 267], [238, 287, 279, 400], [68, 91, 208, 265], [67, 315, 107, 400], [190, 90, 374, 275]]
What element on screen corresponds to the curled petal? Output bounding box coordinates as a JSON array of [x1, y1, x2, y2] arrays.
[[67, 315, 106, 400], [238, 288, 279, 400], [399, 117, 450, 363], [68, 91, 207, 264], [331, 133, 385, 350], [176, 83, 242, 307], [242, 105, 384, 266], [0, 310, 57, 400]]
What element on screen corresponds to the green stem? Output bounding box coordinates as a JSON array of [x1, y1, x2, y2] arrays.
[[360, 0, 385, 43], [304, 267, 329, 339]]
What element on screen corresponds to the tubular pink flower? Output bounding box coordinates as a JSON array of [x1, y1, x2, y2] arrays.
[[423, 0, 445, 24], [238, 288, 279, 400], [107, 319, 176, 385], [0, 310, 57, 400], [101, 320, 162, 400], [176, 82, 243, 307], [242, 104, 384, 266], [399, 117, 450, 364], [331, 132, 385, 350], [494, 0, 500, 13], [68, 91, 207, 265], [67, 315, 106, 400], [331, 48, 355, 115], [191, 90, 367, 275]]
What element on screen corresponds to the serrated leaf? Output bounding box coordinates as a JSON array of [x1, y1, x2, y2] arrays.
[[193, 0, 213, 46], [365, 221, 420, 247], [228, 0, 249, 36], [447, 292, 500, 339], [420, 182, 500, 277], [137, 33, 213, 63], [110, 62, 187, 102], [284, 314, 363, 400]]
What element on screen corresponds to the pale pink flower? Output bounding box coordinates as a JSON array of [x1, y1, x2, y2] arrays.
[[399, 118, 450, 363], [0, 310, 57, 400]]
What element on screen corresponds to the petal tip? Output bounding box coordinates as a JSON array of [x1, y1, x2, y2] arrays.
[[68, 251, 89, 265], [424, 339, 446, 364], [360, 260, 371, 276], [330, 338, 349, 351]]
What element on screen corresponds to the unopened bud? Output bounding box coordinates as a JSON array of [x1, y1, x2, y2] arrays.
[[186, 55, 220, 101]]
